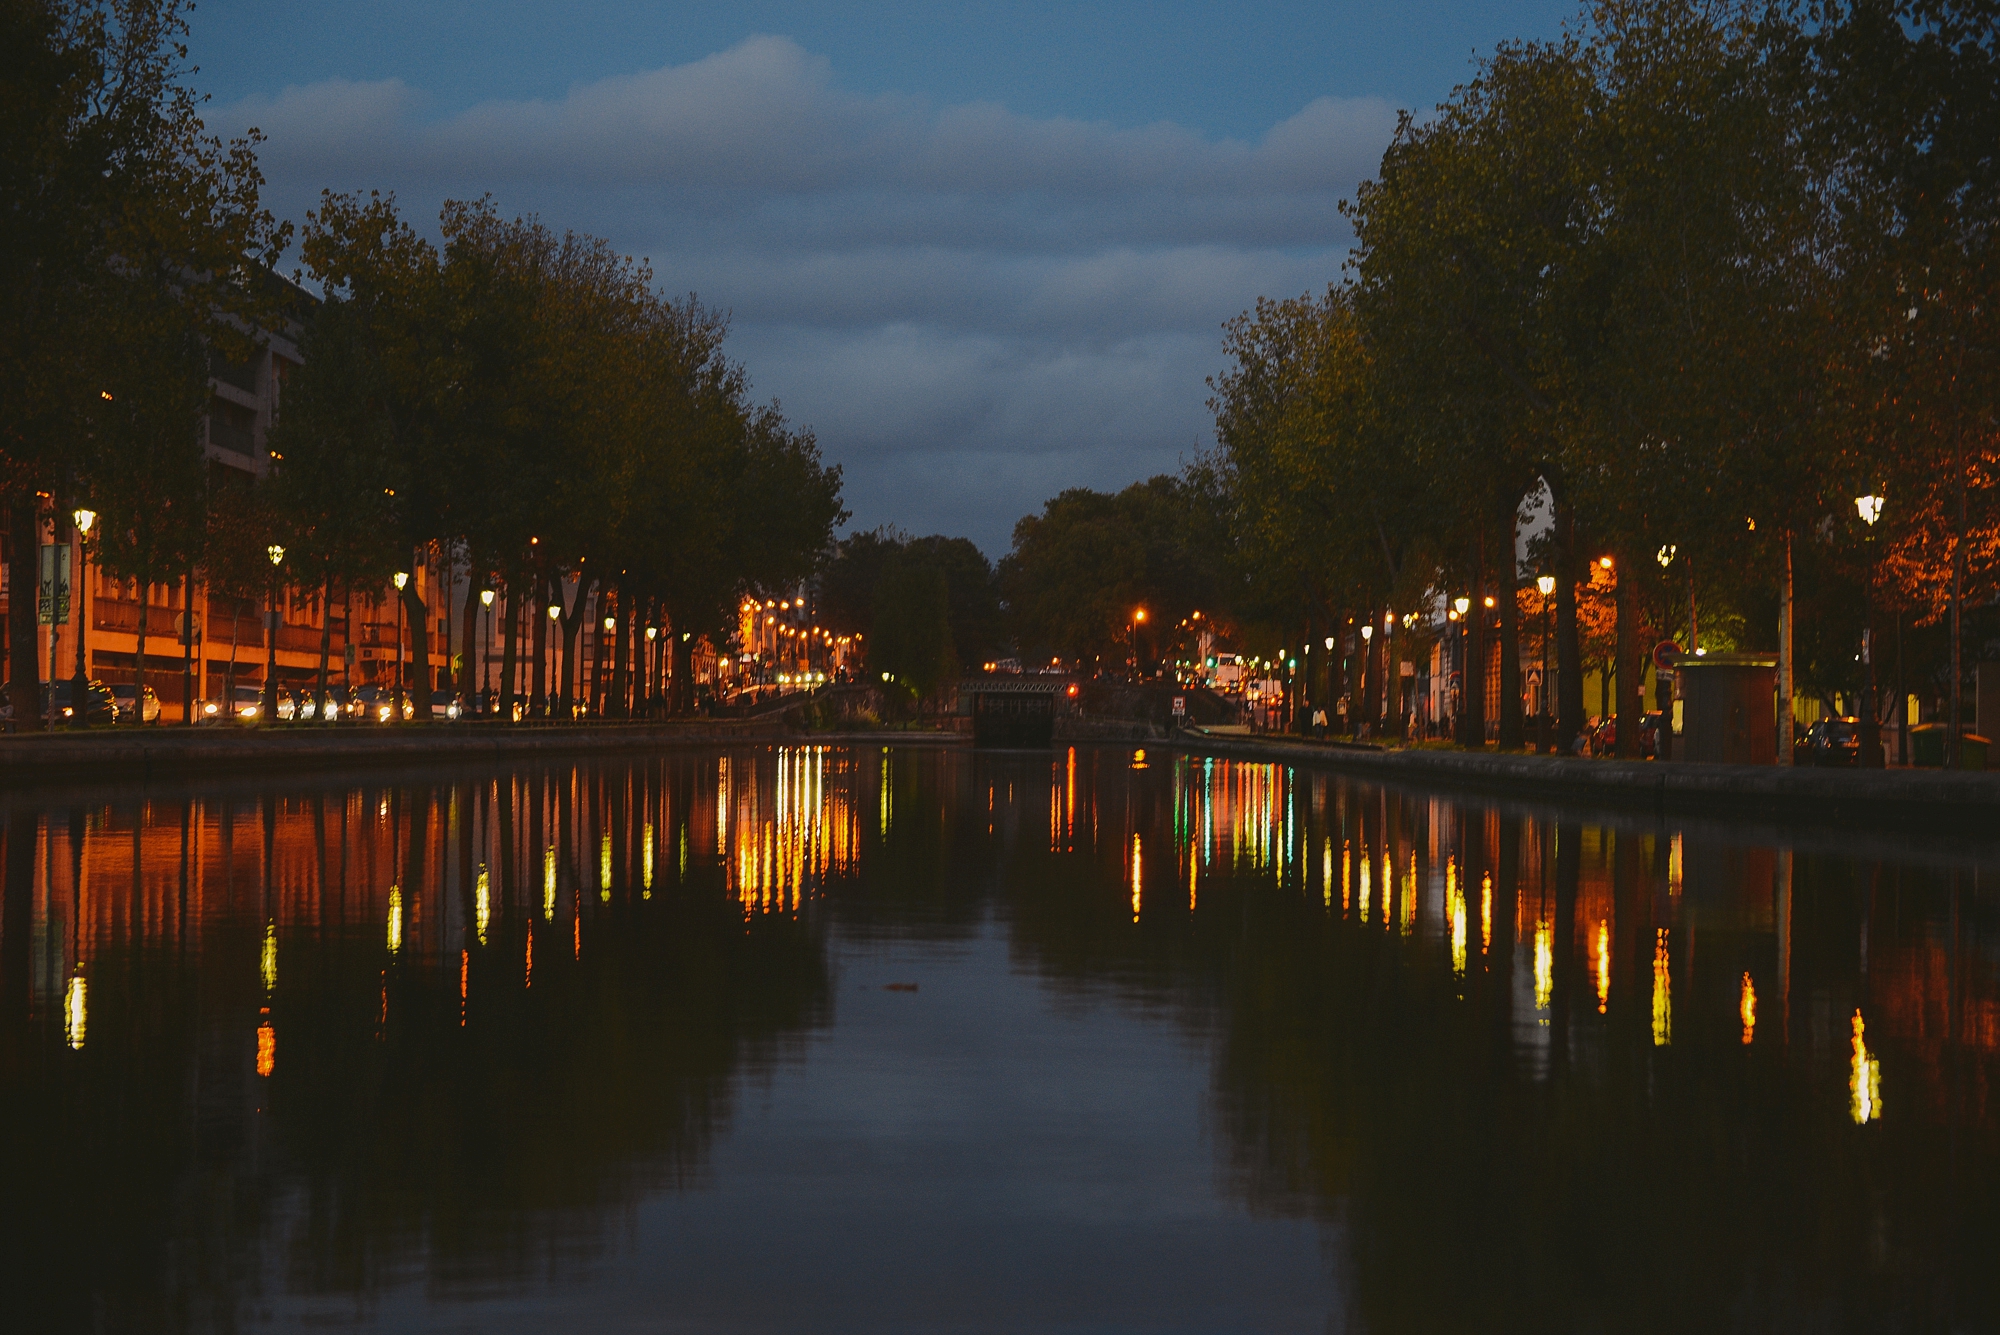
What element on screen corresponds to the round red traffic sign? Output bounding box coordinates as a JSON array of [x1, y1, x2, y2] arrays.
[[1652, 640, 1682, 673]]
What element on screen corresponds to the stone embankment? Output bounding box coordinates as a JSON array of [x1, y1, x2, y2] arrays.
[[1172, 727, 2000, 831]]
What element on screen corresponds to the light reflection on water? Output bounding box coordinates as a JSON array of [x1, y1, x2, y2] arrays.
[[3, 743, 1998, 1331]]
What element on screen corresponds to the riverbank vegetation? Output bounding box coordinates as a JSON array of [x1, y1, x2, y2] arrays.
[[0, 0, 844, 724], [1002, 0, 1996, 751]]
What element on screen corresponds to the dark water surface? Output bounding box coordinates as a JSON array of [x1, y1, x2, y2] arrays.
[[3, 744, 1996, 1332]]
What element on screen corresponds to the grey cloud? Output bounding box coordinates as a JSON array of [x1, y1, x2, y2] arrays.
[[214, 36, 1392, 553]]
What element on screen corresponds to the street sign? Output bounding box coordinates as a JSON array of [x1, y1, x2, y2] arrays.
[[37, 544, 69, 626], [174, 611, 202, 644], [1651, 640, 1682, 673], [1172, 695, 1186, 717]]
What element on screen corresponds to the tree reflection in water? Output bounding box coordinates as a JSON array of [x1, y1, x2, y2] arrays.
[[1001, 747, 2000, 1333], [0, 756, 832, 1331], [0, 745, 1994, 1331]]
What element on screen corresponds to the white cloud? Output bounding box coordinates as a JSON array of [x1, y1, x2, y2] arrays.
[[214, 36, 1395, 552]]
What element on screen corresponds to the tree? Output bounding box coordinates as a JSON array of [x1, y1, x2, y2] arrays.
[[0, 0, 284, 724]]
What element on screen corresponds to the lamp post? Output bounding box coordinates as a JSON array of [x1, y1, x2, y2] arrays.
[[1857, 492, 1885, 767], [602, 615, 616, 717], [547, 601, 562, 716], [1536, 575, 1556, 752], [480, 588, 496, 713], [646, 624, 659, 714], [70, 508, 96, 728], [1451, 597, 1470, 740], [1130, 608, 1148, 681], [263, 544, 285, 725], [392, 570, 408, 721]]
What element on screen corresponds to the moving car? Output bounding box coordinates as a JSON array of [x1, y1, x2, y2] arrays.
[[233, 684, 267, 722], [109, 683, 162, 723], [430, 690, 463, 720]]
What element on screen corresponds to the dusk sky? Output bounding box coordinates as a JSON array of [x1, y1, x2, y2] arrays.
[[192, 1, 1576, 553]]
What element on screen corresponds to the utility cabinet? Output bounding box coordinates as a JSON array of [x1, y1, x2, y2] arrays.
[[1676, 655, 1778, 765]]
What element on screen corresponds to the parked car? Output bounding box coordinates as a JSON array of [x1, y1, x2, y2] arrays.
[[109, 683, 162, 723], [41, 679, 119, 725], [1797, 717, 1862, 767], [430, 690, 463, 720]]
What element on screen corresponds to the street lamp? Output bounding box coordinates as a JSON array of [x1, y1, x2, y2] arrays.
[[1857, 492, 1886, 766], [263, 544, 286, 725], [70, 509, 97, 728], [392, 571, 408, 721], [1536, 574, 1556, 751], [1130, 607, 1148, 681], [479, 588, 496, 708]]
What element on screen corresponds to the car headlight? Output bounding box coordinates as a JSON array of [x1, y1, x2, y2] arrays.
[[62, 707, 72, 717]]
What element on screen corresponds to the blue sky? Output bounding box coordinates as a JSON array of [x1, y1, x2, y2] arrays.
[[192, 0, 1576, 552]]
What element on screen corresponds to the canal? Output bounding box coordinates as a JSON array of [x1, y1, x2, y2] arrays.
[[1, 744, 1994, 1331]]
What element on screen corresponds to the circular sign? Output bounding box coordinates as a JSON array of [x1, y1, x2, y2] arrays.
[[1652, 640, 1682, 673]]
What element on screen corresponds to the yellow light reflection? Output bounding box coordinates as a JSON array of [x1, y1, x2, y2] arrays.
[[1448, 876, 1467, 979], [1480, 872, 1492, 954], [475, 864, 490, 945], [643, 821, 655, 892], [256, 1018, 275, 1077], [1669, 833, 1684, 896], [1359, 851, 1372, 922], [1740, 972, 1757, 1043], [600, 833, 612, 899], [1322, 838, 1333, 910], [1595, 920, 1610, 1014], [1342, 839, 1351, 912], [64, 974, 86, 1050], [1850, 1009, 1881, 1123], [543, 845, 557, 919], [1533, 921, 1553, 1014], [1651, 928, 1671, 1046], [387, 887, 404, 954], [261, 921, 278, 992], [1130, 833, 1142, 921], [1401, 859, 1416, 935]]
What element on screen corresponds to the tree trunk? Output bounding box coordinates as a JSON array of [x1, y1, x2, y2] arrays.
[[133, 574, 150, 725], [1615, 553, 1638, 758], [1498, 511, 1525, 750], [609, 589, 629, 718], [401, 576, 432, 720], [8, 493, 42, 729], [1777, 533, 1793, 765], [561, 580, 590, 715], [531, 579, 549, 716], [226, 595, 242, 704], [1554, 501, 1584, 753], [316, 576, 333, 721], [672, 626, 694, 716], [458, 560, 482, 701], [181, 568, 196, 725], [591, 589, 612, 716], [1464, 574, 1488, 750], [500, 584, 519, 719]]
